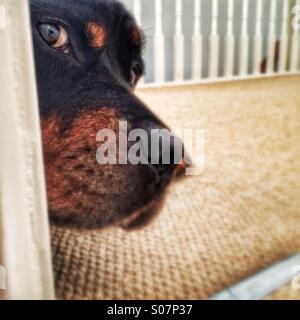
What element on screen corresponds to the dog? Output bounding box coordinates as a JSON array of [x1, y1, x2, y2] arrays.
[[30, 0, 186, 230]]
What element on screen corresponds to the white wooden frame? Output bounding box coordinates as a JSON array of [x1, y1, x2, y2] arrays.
[[0, 0, 54, 300]]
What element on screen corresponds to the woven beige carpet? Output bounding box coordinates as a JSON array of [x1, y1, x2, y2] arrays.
[[265, 284, 300, 300], [51, 75, 300, 300]]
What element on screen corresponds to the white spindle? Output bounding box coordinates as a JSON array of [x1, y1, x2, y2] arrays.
[[154, 0, 165, 82], [136, 0, 299, 87], [209, 0, 219, 78], [266, 0, 277, 73], [290, 0, 300, 71], [174, 0, 184, 81], [133, 0, 142, 26], [224, 0, 235, 77], [192, 0, 202, 80], [133, 0, 144, 84], [253, 0, 263, 74], [278, 0, 289, 72], [239, 0, 249, 75]]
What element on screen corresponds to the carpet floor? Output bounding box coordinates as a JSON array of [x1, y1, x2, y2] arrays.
[[51, 75, 300, 300]]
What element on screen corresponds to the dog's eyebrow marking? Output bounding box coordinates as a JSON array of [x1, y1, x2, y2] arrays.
[[131, 26, 141, 45], [86, 22, 106, 48]]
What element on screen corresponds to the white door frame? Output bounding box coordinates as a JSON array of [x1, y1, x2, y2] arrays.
[[0, 0, 54, 300]]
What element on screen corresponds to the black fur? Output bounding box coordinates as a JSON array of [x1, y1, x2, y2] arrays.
[[30, 0, 182, 230]]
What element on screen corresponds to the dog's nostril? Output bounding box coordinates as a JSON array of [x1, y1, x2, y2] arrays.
[[148, 129, 182, 178], [149, 136, 175, 175], [153, 162, 177, 178]]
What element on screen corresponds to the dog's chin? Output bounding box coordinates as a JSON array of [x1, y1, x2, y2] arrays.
[[118, 195, 165, 231], [118, 163, 188, 231]]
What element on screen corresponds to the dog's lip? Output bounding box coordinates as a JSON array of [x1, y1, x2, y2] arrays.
[[118, 197, 163, 231], [118, 186, 166, 231], [175, 155, 193, 179], [119, 158, 191, 231]]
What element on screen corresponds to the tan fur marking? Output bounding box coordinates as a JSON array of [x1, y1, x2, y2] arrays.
[[41, 109, 119, 218], [131, 26, 141, 44], [86, 22, 106, 48]]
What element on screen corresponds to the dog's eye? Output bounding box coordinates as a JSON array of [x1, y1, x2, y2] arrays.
[[130, 64, 141, 87], [38, 23, 69, 53]]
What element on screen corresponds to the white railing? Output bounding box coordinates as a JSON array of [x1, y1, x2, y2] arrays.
[[124, 0, 300, 87]]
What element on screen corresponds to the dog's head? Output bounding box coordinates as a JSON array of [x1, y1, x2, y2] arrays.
[[30, 0, 185, 230]]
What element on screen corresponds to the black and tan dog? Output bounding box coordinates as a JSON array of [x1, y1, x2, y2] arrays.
[[30, 0, 185, 230]]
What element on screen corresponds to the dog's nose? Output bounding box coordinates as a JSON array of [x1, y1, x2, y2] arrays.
[[151, 130, 178, 178], [140, 122, 183, 178]]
